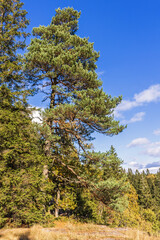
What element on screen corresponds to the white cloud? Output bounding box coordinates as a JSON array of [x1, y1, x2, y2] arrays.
[[145, 142, 160, 157], [127, 137, 160, 158], [116, 84, 160, 114], [32, 110, 42, 124], [128, 161, 160, 173], [127, 137, 150, 148], [134, 84, 160, 103], [114, 110, 124, 119], [129, 112, 145, 123], [153, 129, 160, 136], [143, 167, 160, 173], [139, 167, 160, 173], [123, 112, 145, 124], [31, 107, 44, 124], [116, 99, 139, 112], [129, 161, 144, 169]]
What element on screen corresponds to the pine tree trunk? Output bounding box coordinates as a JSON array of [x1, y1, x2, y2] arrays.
[[43, 139, 51, 179], [43, 85, 56, 213], [43, 130, 51, 213], [55, 189, 60, 218]]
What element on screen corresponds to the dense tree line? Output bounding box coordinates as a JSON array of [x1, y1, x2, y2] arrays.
[[0, 0, 160, 233], [126, 168, 160, 230]]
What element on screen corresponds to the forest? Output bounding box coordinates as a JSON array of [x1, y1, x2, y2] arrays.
[[0, 0, 160, 235]]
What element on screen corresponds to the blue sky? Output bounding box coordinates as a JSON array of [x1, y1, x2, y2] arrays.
[[23, 0, 160, 172]]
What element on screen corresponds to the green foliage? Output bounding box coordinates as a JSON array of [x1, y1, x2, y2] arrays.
[[25, 7, 126, 217], [127, 169, 160, 232], [138, 173, 152, 208], [154, 169, 160, 209], [2, 1, 160, 231], [0, 0, 50, 227], [74, 189, 103, 223], [117, 185, 140, 227], [73, 147, 129, 225], [0, 86, 46, 227], [58, 190, 77, 211], [25, 6, 125, 146], [142, 209, 156, 223], [141, 209, 160, 231], [0, 0, 29, 89], [81, 147, 129, 212]]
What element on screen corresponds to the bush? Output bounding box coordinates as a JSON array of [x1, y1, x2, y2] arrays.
[[142, 209, 156, 223]]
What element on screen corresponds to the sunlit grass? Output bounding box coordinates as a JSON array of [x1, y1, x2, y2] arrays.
[[0, 221, 159, 240]]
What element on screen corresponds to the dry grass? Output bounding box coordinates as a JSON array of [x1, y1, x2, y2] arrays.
[[121, 228, 160, 240], [0, 221, 160, 240]]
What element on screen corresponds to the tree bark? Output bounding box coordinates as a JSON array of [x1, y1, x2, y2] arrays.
[[55, 189, 60, 218]]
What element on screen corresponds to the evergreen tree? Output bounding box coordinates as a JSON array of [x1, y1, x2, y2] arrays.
[[137, 172, 152, 209], [74, 188, 102, 223], [146, 173, 156, 198], [0, 0, 29, 90], [154, 169, 160, 210], [85, 147, 129, 212], [74, 147, 129, 223], [132, 169, 141, 191], [0, 86, 47, 227], [0, 0, 48, 227], [127, 168, 134, 184], [119, 185, 140, 227], [25, 7, 126, 216]]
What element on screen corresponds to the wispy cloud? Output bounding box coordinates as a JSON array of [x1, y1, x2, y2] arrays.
[[115, 84, 160, 115], [129, 112, 145, 123], [144, 167, 160, 172], [128, 160, 160, 173], [127, 137, 150, 148], [153, 128, 160, 136], [116, 100, 139, 112], [122, 112, 145, 124], [127, 137, 160, 158], [129, 161, 144, 169], [96, 71, 105, 77], [114, 111, 124, 119], [145, 142, 160, 157], [134, 84, 160, 103], [145, 161, 160, 168]]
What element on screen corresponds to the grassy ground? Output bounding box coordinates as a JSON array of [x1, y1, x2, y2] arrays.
[[0, 221, 160, 240]]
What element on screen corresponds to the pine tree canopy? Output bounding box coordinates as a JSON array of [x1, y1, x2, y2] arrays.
[[80, 147, 129, 212], [25, 8, 126, 214], [25, 7, 125, 152]]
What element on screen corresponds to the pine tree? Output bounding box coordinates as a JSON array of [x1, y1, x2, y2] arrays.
[[74, 147, 129, 222], [85, 147, 129, 212], [25, 7, 126, 216]]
